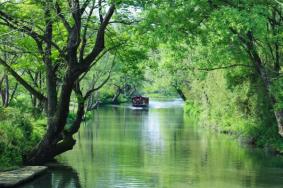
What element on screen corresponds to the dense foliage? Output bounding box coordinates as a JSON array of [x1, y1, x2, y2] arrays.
[[142, 0, 283, 151], [0, 0, 282, 168], [0, 107, 45, 170]]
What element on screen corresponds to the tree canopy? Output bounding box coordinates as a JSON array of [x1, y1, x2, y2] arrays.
[[0, 0, 282, 166]]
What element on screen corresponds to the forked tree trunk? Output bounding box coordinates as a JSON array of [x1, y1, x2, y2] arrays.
[[24, 70, 79, 164]]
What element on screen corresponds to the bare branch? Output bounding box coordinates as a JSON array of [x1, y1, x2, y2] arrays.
[[83, 54, 116, 100], [79, 42, 124, 81]]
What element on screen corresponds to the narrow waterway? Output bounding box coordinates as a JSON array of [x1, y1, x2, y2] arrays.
[[24, 100, 283, 188]]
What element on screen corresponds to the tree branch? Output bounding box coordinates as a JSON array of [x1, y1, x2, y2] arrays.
[[0, 10, 65, 58], [79, 42, 123, 81], [79, 1, 95, 63], [83, 53, 116, 100], [195, 64, 254, 71], [83, 4, 115, 66], [0, 10, 43, 42], [0, 58, 47, 102], [80, 0, 92, 15], [98, 0, 104, 23], [54, 1, 72, 32]]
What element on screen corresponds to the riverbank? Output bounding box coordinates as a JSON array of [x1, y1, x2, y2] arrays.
[[0, 106, 94, 170], [184, 101, 283, 155], [0, 166, 47, 187]]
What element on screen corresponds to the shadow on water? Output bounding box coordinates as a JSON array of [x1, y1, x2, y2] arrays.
[[23, 99, 283, 188], [22, 165, 81, 188]]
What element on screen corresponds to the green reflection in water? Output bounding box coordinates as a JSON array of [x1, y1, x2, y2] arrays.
[[24, 102, 283, 188]]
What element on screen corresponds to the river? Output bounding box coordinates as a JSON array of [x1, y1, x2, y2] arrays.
[[23, 100, 283, 188]]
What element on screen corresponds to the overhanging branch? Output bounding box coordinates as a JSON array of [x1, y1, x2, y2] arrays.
[[83, 53, 117, 100], [0, 58, 47, 102], [83, 4, 115, 65], [194, 64, 254, 71], [0, 10, 65, 58]]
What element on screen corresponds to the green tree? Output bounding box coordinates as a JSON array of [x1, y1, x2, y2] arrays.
[[0, 0, 146, 164]]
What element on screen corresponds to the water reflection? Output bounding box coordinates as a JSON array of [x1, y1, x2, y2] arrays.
[[23, 100, 283, 188], [22, 166, 81, 188], [142, 110, 164, 154]]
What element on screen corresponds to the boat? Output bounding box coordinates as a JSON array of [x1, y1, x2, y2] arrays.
[[132, 96, 149, 107]]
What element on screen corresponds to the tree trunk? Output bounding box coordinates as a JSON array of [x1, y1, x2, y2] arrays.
[[245, 31, 283, 137], [11, 1, 116, 165], [0, 74, 9, 107], [87, 97, 100, 111], [68, 84, 86, 135], [3, 74, 9, 107], [0, 74, 4, 106], [112, 87, 121, 104], [275, 111, 283, 136], [24, 70, 79, 165], [176, 88, 186, 101]]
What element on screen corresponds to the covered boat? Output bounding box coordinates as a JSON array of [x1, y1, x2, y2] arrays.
[[132, 96, 149, 107]]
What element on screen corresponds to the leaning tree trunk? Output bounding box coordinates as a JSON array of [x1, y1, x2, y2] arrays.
[[175, 87, 187, 101], [24, 70, 79, 164]]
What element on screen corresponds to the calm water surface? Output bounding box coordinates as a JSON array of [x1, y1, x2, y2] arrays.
[[24, 100, 283, 188]]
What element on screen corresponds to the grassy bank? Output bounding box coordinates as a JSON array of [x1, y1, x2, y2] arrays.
[[0, 105, 96, 171], [184, 70, 283, 154]]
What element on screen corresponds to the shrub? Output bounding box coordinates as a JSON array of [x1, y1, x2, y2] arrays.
[[0, 107, 45, 170]]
